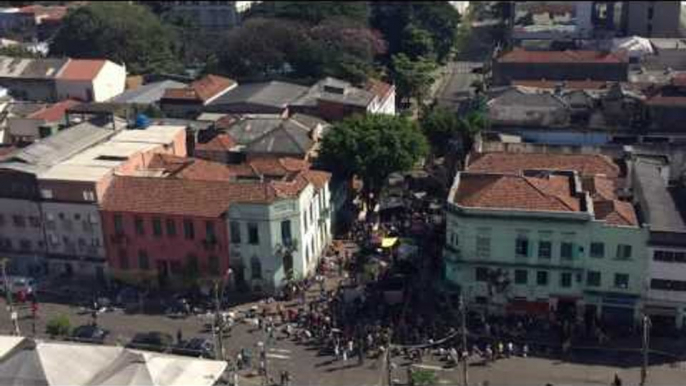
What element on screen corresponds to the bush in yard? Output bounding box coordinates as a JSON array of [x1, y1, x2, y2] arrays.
[[46, 315, 71, 337]]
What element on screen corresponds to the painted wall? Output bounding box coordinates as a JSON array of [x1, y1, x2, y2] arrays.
[[227, 180, 332, 293], [0, 197, 45, 274], [101, 211, 230, 287], [444, 203, 648, 319]]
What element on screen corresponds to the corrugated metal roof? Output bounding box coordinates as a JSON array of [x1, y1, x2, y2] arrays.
[[209, 81, 308, 109], [109, 80, 187, 104], [6, 120, 116, 168]]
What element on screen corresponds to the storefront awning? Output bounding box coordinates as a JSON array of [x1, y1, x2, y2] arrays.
[[381, 237, 398, 248]]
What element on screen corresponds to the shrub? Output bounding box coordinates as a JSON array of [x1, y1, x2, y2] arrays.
[[46, 315, 71, 337]]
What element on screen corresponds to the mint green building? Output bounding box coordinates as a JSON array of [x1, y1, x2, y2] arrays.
[[444, 166, 648, 324]]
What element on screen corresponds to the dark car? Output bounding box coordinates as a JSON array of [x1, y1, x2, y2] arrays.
[[127, 332, 174, 353], [70, 324, 109, 344], [173, 337, 215, 359]]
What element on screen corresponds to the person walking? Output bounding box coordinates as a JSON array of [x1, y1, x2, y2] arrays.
[[176, 328, 183, 345]]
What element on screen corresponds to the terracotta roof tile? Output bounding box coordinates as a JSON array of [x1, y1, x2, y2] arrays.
[[594, 199, 638, 226], [498, 48, 627, 64], [162, 74, 236, 103], [582, 175, 616, 200], [27, 99, 81, 122], [195, 134, 237, 152], [364, 78, 393, 100], [468, 152, 620, 178], [454, 173, 580, 212], [58, 59, 106, 81], [101, 176, 278, 217]]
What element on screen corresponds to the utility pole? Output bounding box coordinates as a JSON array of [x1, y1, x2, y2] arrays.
[[459, 295, 468, 386], [213, 279, 225, 360], [386, 345, 393, 386], [641, 314, 651, 386], [1, 258, 19, 336]]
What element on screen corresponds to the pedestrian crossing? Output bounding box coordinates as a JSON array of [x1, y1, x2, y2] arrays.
[[266, 348, 292, 360]]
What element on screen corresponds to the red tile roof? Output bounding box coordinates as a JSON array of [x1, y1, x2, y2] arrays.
[[195, 134, 237, 152], [454, 173, 580, 212], [365, 78, 393, 100], [101, 176, 278, 217], [512, 80, 609, 90], [582, 175, 616, 201], [27, 99, 81, 122], [498, 48, 627, 64], [468, 152, 620, 178], [147, 154, 240, 181], [162, 75, 236, 103], [594, 200, 638, 226], [58, 59, 106, 81]]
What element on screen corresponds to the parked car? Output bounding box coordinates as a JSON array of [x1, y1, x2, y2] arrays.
[[0, 276, 36, 297], [127, 332, 174, 353], [173, 337, 215, 359], [70, 325, 109, 344]]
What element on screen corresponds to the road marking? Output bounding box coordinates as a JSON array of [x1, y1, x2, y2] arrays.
[[412, 364, 448, 371], [267, 353, 290, 360], [269, 348, 291, 354]]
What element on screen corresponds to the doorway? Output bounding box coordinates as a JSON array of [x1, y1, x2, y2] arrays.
[[156, 260, 169, 288]]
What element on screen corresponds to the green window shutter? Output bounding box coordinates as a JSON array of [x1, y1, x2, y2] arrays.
[[528, 240, 534, 258], [571, 243, 577, 259]]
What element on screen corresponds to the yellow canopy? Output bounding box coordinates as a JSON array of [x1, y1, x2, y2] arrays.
[[381, 237, 398, 248]]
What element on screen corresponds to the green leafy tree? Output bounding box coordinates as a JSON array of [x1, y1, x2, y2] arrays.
[[318, 114, 428, 203], [46, 315, 71, 337], [50, 2, 181, 75], [248, 1, 370, 26], [371, 2, 460, 63], [420, 106, 461, 156], [391, 53, 438, 105], [401, 24, 435, 60], [216, 17, 385, 84]]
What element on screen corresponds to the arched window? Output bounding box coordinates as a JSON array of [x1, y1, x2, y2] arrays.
[[251, 256, 262, 280]]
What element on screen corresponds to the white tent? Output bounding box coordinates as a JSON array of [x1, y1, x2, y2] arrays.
[[87, 349, 226, 386], [0, 340, 121, 386], [0, 338, 227, 386], [612, 36, 654, 59]]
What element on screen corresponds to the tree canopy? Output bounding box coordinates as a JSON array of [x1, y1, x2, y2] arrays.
[[50, 2, 181, 75], [391, 53, 437, 104], [318, 114, 428, 197], [371, 2, 460, 63], [215, 17, 385, 84], [420, 106, 461, 156], [248, 1, 370, 26]]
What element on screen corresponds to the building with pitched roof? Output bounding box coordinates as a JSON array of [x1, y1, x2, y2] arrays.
[[205, 81, 309, 117], [444, 151, 647, 324], [0, 120, 187, 279], [492, 48, 629, 86], [160, 75, 237, 119], [194, 113, 328, 163], [55, 59, 127, 102], [6, 99, 80, 144], [290, 77, 396, 121], [100, 155, 332, 292]]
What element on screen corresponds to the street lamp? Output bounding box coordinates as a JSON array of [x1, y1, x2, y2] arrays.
[[0, 258, 19, 336]]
